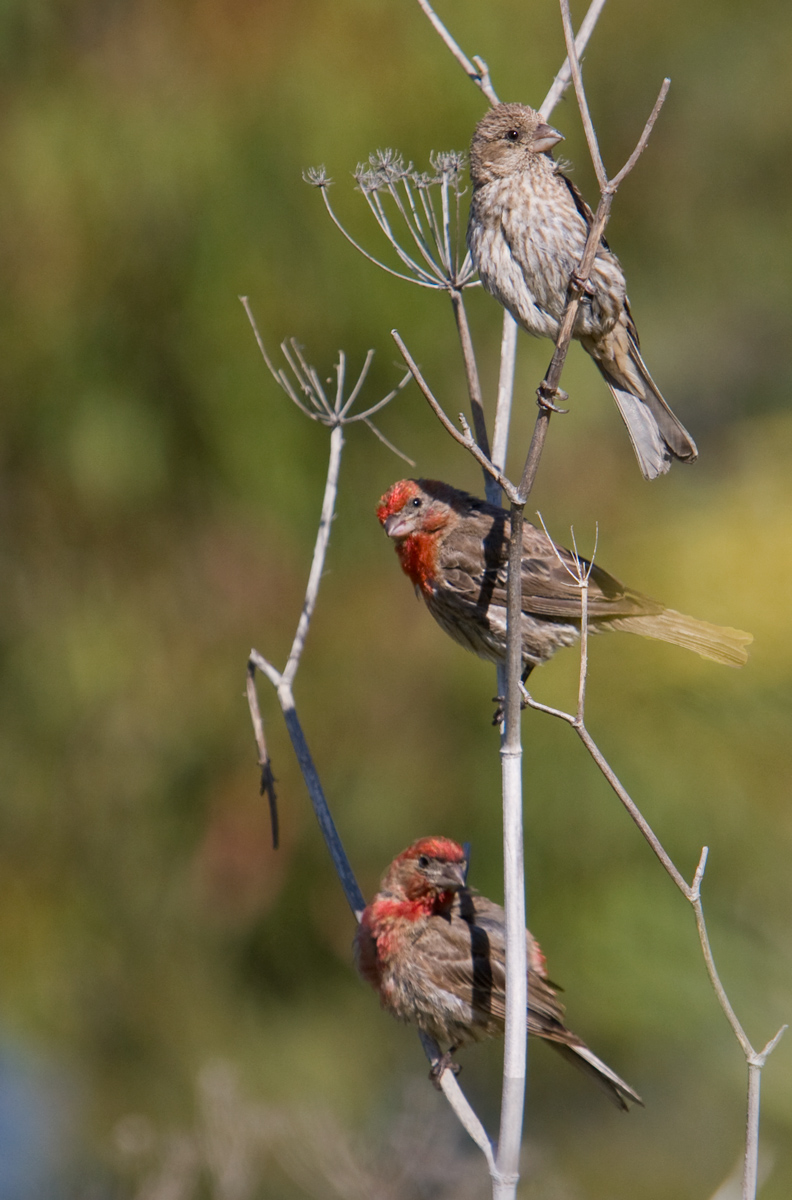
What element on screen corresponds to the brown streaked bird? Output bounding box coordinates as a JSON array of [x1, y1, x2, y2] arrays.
[[377, 479, 752, 678], [467, 102, 698, 481], [355, 836, 643, 1109]]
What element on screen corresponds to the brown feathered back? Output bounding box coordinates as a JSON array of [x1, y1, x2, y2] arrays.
[[378, 480, 752, 670]]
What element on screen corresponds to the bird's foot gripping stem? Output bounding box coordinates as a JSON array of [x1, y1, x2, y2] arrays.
[[568, 270, 597, 298], [429, 1049, 461, 1090], [492, 681, 532, 727], [536, 381, 569, 413]]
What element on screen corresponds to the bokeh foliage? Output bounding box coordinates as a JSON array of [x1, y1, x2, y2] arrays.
[[0, 0, 790, 1196]]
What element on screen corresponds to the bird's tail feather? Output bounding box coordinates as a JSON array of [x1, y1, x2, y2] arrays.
[[551, 1041, 643, 1111], [607, 608, 752, 667], [587, 324, 698, 481], [605, 383, 674, 480]]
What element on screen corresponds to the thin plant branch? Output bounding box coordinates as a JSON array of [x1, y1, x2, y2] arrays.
[[242, 301, 413, 429], [448, 289, 501, 503], [361, 417, 417, 466], [251, 650, 365, 915], [558, 0, 607, 188], [541, 0, 609, 119], [248, 646, 499, 1168], [690, 854, 787, 1200], [307, 172, 438, 288], [611, 79, 671, 188], [495, 497, 528, 1194], [520, 565, 786, 1200], [558, 0, 670, 195], [419, 1031, 498, 1175], [491, 314, 518, 474], [339, 348, 373, 416], [414, 0, 500, 104], [244, 320, 497, 1152], [284, 422, 343, 687], [246, 662, 279, 849], [305, 157, 477, 292], [390, 329, 517, 501]]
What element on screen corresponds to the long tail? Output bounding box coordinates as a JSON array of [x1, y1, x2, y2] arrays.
[[551, 1041, 643, 1111], [606, 608, 752, 667], [584, 319, 698, 481]]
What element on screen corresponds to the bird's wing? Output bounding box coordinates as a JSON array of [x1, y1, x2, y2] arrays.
[[438, 521, 662, 620], [418, 893, 571, 1039], [557, 171, 612, 250]]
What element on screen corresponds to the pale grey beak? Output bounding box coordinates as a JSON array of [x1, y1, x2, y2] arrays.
[[384, 513, 409, 539], [531, 123, 564, 154], [433, 860, 467, 892]]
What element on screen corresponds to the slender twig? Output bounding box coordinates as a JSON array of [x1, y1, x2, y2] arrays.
[[690, 849, 753, 1051], [558, 0, 607, 188], [312, 180, 440, 288], [559, 0, 671, 195], [494, 498, 528, 1194], [251, 653, 366, 916], [448, 290, 502, 505], [449, 290, 489, 459], [246, 663, 279, 849], [284, 423, 343, 686], [242, 301, 413, 430], [365, 187, 442, 282], [611, 79, 671, 188], [307, 163, 477, 292], [391, 329, 518, 501], [541, 0, 609, 119], [339, 349, 373, 416], [522, 586, 786, 1200], [576, 567, 589, 720], [743, 1028, 787, 1200], [689, 851, 787, 1200], [419, 1032, 498, 1175], [361, 417, 417, 466], [414, 0, 499, 104], [491, 314, 518, 474], [245, 319, 498, 1150]]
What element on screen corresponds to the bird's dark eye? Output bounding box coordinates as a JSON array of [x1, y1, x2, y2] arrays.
[[417, 854, 430, 869], [505, 129, 521, 142], [411, 497, 422, 508]]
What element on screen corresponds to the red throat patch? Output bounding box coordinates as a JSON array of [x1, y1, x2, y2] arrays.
[[395, 532, 438, 593]]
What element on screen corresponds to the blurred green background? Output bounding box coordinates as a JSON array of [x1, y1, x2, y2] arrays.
[[0, 0, 790, 1196]]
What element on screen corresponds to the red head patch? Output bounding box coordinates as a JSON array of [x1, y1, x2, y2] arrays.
[[398, 836, 466, 865], [376, 479, 420, 525]]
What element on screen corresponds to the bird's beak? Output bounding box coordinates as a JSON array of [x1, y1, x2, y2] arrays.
[[384, 513, 409, 539], [531, 123, 564, 154], [436, 861, 468, 892]]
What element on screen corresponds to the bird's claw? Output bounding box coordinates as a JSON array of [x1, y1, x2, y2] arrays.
[[536, 383, 569, 414], [429, 1051, 461, 1090], [492, 685, 531, 724], [569, 271, 597, 298]]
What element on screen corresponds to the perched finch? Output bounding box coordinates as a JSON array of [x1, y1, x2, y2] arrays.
[[377, 479, 751, 678], [467, 102, 698, 481], [355, 836, 642, 1109]]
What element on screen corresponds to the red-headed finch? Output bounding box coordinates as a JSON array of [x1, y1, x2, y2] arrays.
[[355, 836, 642, 1109], [377, 479, 751, 679], [467, 102, 697, 480]]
